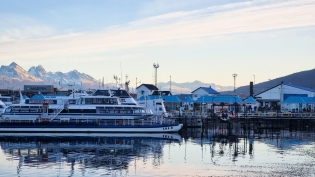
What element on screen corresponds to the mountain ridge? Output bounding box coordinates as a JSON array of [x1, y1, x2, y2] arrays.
[[1, 62, 314, 96], [0, 62, 232, 93], [224, 68, 315, 98]]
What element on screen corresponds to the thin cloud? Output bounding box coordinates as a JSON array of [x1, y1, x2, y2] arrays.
[[0, 0, 314, 60]]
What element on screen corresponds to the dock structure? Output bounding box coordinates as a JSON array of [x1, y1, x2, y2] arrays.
[[171, 111, 315, 128], [236, 112, 315, 120]]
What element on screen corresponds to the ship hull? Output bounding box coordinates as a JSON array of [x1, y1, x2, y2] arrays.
[[0, 123, 183, 133]]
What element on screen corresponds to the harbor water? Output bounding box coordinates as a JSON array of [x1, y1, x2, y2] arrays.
[[0, 121, 315, 177]]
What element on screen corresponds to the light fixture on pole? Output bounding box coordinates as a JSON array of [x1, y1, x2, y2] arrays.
[[253, 75, 255, 85], [253, 75, 255, 95], [153, 63, 159, 87], [232, 74, 237, 94], [170, 75, 171, 92], [136, 77, 141, 93]]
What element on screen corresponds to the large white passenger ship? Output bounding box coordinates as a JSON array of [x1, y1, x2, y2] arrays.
[[0, 91, 182, 133]]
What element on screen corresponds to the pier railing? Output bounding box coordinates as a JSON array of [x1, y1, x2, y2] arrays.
[[238, 112, 315, 119], [170, 111, 315, 120]]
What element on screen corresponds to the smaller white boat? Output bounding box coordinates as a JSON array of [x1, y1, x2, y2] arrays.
[[138, 98, 168, 117]]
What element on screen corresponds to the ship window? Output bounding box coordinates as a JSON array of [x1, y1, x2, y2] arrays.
[[124, 110, 132, 114], [30, 109, 39, 113], [92, 90, 110, 96], [103, 98, 109, 104], [96, 107, 104, 110], [111, 90, 130, 97], [109, 98, 118, 105], [107, 110, 114, 113], [12, 108, 20, 113], [20, 109, 29, 113], [0, 98, 11, 102], [5, 108, 11, 112]]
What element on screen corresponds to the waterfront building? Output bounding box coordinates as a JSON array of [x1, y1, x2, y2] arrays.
[[281, 96, 315, 113], [254, 83, 315, 112], [191, 86, 220, 100], [136, 84, 159, 99], [243, 96, 260, 112]]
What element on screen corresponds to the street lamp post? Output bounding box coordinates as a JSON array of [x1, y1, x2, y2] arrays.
[[136, 77, 141, 94], [253, 75, 255, 95], [230, 96, 238, 118], [232, 74, 237, 94], [253, 75, 255, 85]]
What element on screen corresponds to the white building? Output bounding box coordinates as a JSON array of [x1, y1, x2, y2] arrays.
[[191, 86, 220, 100], [136, 84, 159, 99], [254, 83, 315, 110]]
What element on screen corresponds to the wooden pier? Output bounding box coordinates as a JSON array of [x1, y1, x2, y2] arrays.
[[172, 111, 315, 128]]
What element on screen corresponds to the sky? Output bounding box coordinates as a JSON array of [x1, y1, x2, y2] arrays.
[[0, 0, 314, 88]]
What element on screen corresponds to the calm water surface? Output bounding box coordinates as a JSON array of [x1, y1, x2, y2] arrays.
[[1, 122, 315, 177]]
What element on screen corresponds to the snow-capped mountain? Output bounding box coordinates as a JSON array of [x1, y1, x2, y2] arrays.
[[158, 80, 234, 94], [0, 62, 43, 81], [0, 62, 48, 89], [28, 65, 100, 89], [0, 62, 233, 93]]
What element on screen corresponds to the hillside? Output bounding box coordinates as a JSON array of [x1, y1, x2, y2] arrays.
[[233, 68, 315, 97]]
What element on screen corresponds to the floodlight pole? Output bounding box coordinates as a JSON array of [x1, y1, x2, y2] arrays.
[[232, 74, 237, 94]]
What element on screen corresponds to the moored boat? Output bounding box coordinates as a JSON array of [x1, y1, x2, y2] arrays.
[[0, 92, 183, 133]]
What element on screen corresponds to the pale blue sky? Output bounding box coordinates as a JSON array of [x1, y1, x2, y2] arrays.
[[0, 0, 314, 88]]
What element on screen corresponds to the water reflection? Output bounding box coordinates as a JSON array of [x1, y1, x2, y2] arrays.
[[0, 133, 181, 176], [178, 121, 315, 176], [1, 121, 315, 176]]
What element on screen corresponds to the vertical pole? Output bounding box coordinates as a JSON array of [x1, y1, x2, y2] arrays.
[[232, 74, 237, 94], [170, 75, 171, 92]]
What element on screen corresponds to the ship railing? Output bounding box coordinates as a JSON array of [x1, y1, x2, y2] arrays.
[[49, 101, 66, 121]]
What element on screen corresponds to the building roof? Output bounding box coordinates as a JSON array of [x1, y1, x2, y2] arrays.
[[191, 87, 219, 94], [195, 95, 243, 104], [137, 84, 158, 90], [183, 96, 194, 102], [283, 84, 315, 93], [175, 94, 193, 101], [254, 83, 282, 97], [282, 96, 315, 103], [255, 83, 315, 97], [243, 96, 257, 103], [22, 95, 29, 99], [138, 95, 182, 102], [152, 90, 172, 96], [30, 94, 45, 100]]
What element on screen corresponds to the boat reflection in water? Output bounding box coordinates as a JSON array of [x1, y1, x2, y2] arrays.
[[0, 133, 181, 176]]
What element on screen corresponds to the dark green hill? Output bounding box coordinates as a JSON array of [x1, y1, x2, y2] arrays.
[[221, 68, 315, 98]]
